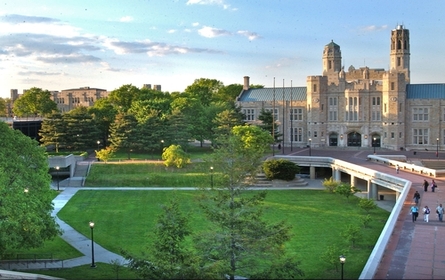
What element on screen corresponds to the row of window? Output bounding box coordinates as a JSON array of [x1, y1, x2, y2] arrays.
[[243, 106, 436, 123], [55, 96, 96, 104]]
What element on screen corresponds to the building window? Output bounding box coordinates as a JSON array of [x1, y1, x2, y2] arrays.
[[291, 127, 303, 142], [313, 84, 317, 92], [345, 97, 358, 121], [413, 108, 429, 122], [391, 82, 395, 91], [290, 108, 303, 121], [314, 131, 318, 138], [413, 128, 428, 145], [391, 132, 394, 139], [242, 109, 255, 121]]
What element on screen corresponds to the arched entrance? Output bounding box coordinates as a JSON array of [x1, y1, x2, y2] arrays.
[[329, 133, 338, 146], [371, 135, 381, 148], [347, 132, 361, 147]]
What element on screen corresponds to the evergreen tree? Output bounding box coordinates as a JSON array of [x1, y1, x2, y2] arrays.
[[38, 112, 65, 152], [109, 112, 139, 159]]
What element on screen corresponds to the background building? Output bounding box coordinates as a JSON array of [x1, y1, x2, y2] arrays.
[[236, 25, 445, 152], [53, 87, 108, 113]]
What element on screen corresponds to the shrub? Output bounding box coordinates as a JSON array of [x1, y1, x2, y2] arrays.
[[162, 145, 191, 168], [262, 159, 300, 181], [322, 177, 340, 193], [359, 198, 377, 213]]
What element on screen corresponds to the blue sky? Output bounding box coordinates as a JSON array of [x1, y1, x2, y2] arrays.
[[1, 0, 444, 98]]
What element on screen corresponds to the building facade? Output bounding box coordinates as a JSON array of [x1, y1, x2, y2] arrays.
[[53, 87, 109, 113], [236, 25, 445, 151]]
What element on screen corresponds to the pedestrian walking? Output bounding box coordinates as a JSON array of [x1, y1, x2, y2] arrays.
[[396, 165, 399, 174], [431, 180, 437, 192], [423, 206, 430, 222], [436, 204, 444, 222], [423, 180, 429, 192], [413, 191, 421, 205], [410, 204, 419, 222]]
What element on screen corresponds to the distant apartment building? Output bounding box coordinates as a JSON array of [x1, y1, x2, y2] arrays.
[[53, 87, 109, 113], [142, 84, 162, 91]]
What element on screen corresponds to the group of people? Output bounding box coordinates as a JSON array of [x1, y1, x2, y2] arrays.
[[422, 179, 438, 192], [411, 188, 444, 222]]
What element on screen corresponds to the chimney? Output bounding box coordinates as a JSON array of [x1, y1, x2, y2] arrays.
[[243, 76, 250, 90]]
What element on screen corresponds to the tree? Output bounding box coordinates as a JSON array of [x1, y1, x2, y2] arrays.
[[122, 198, 206, 279], [109, 112, 139, 159], [359, 198, 377, 213], [258, 108, 281, 143], [162, 145, 191, 169], [38, 112, 65, 153], [341, 224, 362, 248], [0, 98, 6, 117], [195, 125, 303, 279], [63, 107, 100, 151], [95, 147, 114, 163], [0, 122, 60, 255], [184, 78, 223, 106], [89, 98, 117, 147], [335, 183, 361, 201], [108, 84, 140, 112], [12, 87, 57, 117]]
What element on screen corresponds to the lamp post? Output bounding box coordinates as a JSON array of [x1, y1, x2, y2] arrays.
[[55, 166, 60, 191], [437, 138, 439, 158], [89, 221, 96, 268], [210, 166, 214, 188], [339, 255, 346, 280], [309, 138, 312, 156], [373, 137, 376, 155], [97, 140, 100, 150], [161, 139, 164, 152]]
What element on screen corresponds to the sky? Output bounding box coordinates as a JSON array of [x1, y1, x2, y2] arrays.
[[1, 0, 445, 98]]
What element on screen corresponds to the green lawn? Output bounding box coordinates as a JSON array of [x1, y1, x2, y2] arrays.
[[57, 189, 389, 279], [85, 161, 220, 187]]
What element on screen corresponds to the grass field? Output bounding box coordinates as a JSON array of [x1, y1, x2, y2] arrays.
[[57, 189, 390, 279]]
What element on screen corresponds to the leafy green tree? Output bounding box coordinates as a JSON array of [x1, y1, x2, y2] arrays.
[[135, 113, 166, 154], [213, 105, 245, 146], [195, 125, 303, 279], [184, 78, 223, 106], [321, 244, 348, 272], [335, 183, 361, 201], [122, 198, 206, 279], [322, 177, 341, 193], [109, 112, 139, 159], [360, 214, 372, 228], [162, 145, 191, 168], [359, 198, 377, 213], [0, 122, 60, 255], [38, 112, 65, 153], [166, 108, 193, 150], [108, 84, 140, 112], [12, 87, 57, 117], [341, 224, 362, 248]]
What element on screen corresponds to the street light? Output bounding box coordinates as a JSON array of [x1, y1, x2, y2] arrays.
[[210, 166, 214, 188], [308, 138, 312, 156], [161, 140, 164, 152], [97, 140, 100, 150], [339, 255, 346, 280], [437, 138, 439, 158], [89, 221, 96, 268], [55, 166, 60, 191], [373, 137, 376, 154]]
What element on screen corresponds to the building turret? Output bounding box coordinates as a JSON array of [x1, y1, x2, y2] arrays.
[[390, 25, 410, 82]]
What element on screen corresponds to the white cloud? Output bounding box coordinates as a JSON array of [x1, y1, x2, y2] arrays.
[[198, 26, 231, 38], [119, 16, 134, 22], [359, 25, 388, 32], [186, 0, 231, 10], [192, 22, 199, 27], [168, 29, 176, 34], [237, 30, 261, 41]]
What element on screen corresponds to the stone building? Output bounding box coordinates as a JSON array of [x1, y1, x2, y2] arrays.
[[236, 25, 445, 151], [53, 87, 108, 113]]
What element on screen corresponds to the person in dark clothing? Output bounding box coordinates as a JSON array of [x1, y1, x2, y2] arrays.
[[413, 191, 421, 205], [423, 180, 429, 192]]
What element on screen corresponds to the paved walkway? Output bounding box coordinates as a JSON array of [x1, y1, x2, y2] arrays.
[[3, 147, 445, 279]]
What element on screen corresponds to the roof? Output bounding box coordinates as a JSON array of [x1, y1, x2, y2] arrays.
[[325, 40, 340, 48], [237, 87, 307, 102], [406, 84, 445, 99]]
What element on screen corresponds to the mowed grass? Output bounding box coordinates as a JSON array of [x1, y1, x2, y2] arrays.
[[57, 189, 389, 279], [85, 162, 219, 187]]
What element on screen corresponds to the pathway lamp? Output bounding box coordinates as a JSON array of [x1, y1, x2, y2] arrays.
[[339, 255, 346, 280], [437, 138, 439, 158], [56, 166, 60, 191], [308, 138, 312, 156], [210, 166, 214, 188], [89, 221, 96, 268]]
